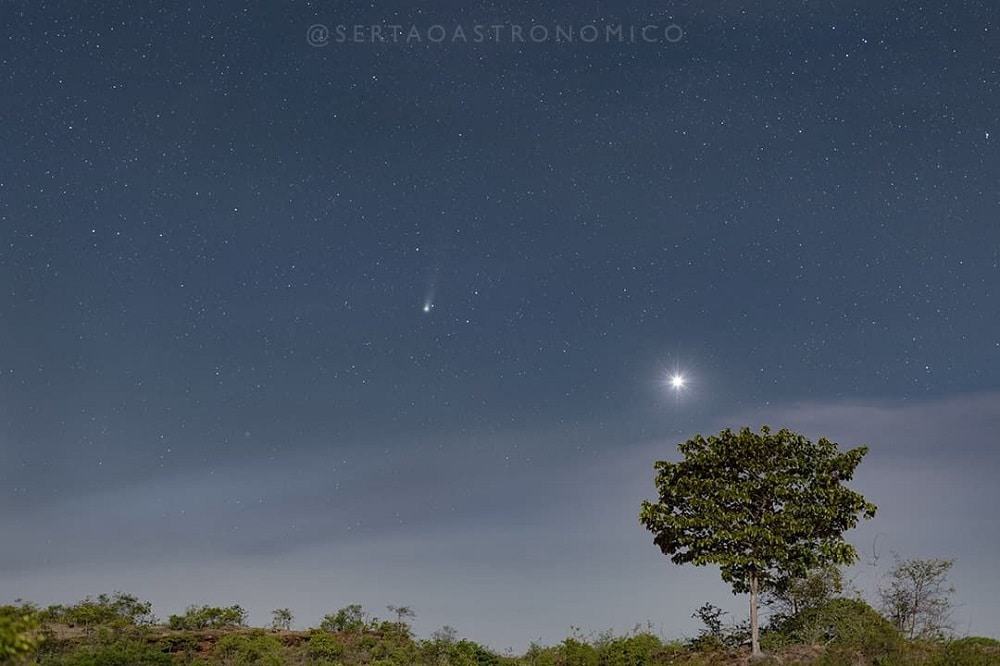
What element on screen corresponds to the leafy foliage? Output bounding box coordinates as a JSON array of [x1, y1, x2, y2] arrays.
[[304, 630, 345, 663], [639, 426, 876, 654], [689, 604, 748, 650], [764, 598, 901, 655], [9, 592, 996, 666], [640, 427, 876, 593], [270, 608, 293, 632], [931, 637, 1000, 666], [42, 637, 172, 665], [765, 565, 843, 621], [0, 603, 41, 661], [319, 604, 368, 633], [594, 629, 676, 665], [168, 605, 248, 630], [214, 632, 285, 665], [47, 592, 155, 631]]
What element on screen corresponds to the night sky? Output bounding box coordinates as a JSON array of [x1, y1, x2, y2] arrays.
[[2, 0, 999, 650]]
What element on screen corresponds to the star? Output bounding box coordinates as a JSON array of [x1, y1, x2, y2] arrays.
[[670, 374, 686, 390]]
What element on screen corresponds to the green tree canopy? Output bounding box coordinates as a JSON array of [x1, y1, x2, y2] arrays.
[[639, 426, 876, 657], [0, 604, 41, 662]]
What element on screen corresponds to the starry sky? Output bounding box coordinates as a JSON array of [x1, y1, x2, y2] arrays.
[[2, 0, 999, 650]]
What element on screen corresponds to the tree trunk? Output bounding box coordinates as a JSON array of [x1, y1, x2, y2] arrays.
[[750, 573, 762, 658]]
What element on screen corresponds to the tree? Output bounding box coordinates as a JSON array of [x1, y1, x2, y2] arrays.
[[766, 564, 844, 619], [639, 426, 876, 658], [167, 604, 247, 630], [54, 592, 155, 634], [271, 607, 293, 631], [386, 604, 415, 629], [319, 604, 367, 633], [879, 557, 954, 639], [690, 602, 748, 649], [431, 625, 459, 644]]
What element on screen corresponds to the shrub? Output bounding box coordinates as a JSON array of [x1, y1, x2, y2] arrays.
[[168, 605, 247, 630], [463, 640, 503, 666], [688, 603, 749, 650], [594, 631, 665, 665], [44, 638, 172, 665], [305, 630, 345, 662], [949, 636, 1000, 649], [0, 604, 41, 661], [214, 633, 285, 665], [765, 598, 902, 658], [931, 637, 1000, 666], [319, 604, 367, 633], [420, 633, 500, 666], [558, 637, 599, 666], [51, 593, 155, 632], [368, 629, 420, 664], [157, 632, 201, 656], [767, 566, 844, 621]]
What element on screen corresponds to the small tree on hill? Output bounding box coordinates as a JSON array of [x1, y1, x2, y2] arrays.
[[386, 604, 415, 629], [167, 604, 247, 630], [319, 604, 367, 633], [639, 426, 876, 658], [879, 557, 954, 639], [431, 625, 459, 644], [766, 564, 844, 619], [53, 592, 155, 635], [690, 603, 749, 649], [271, 608, 293, 631]]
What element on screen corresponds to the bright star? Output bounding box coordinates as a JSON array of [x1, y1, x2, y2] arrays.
[[422, 302, 432, 313], [670, 373, 686, 390]]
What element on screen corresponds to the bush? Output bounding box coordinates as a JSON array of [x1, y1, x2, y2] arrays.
[[556, 637, 600, 666], [213, 632, 285, 665], [462, 639, 503, 666], [319, 604, 367, 633], [930, 637, 1000, 666], [168, 605, 247, 630], [305, 630, 345, 662], [0, 604, 41, 661], [361, 624, 420, 665], [157, 632, 201, 656], [50, 593, 155, 632], [594, 631, 665, 665], [420, 636, 500, 666], [43, 638, 172, 665], [949, 636, 1000, 648], [688, 603, 749, 650], [765, 598, 902, 658]]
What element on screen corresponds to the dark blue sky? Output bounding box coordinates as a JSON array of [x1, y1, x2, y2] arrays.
[[2, 0, 998, 649]]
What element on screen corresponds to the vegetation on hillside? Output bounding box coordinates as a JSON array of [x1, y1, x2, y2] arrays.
[[1, 588, 997, 665]]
